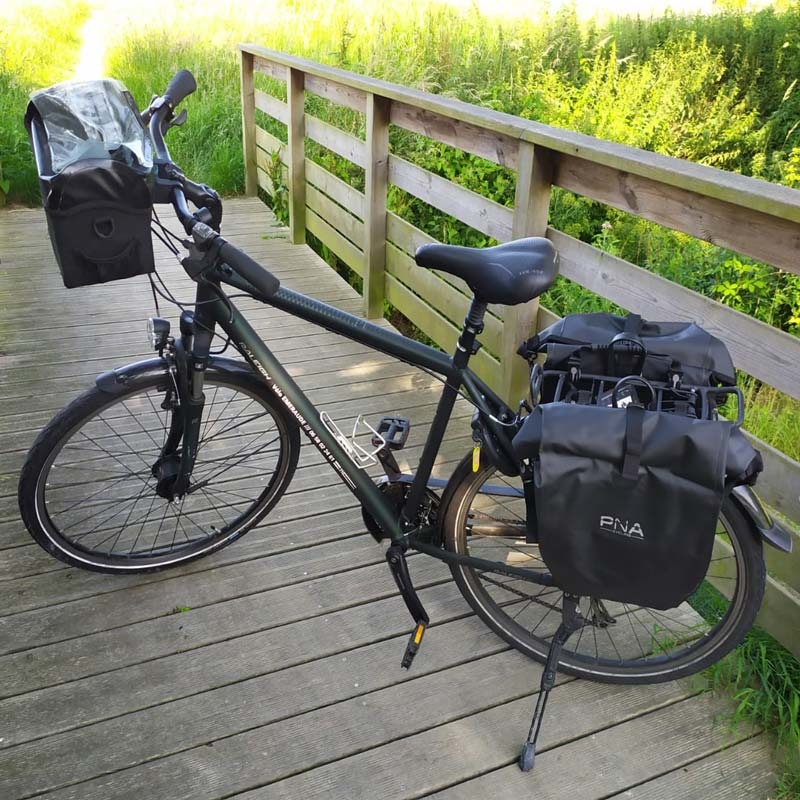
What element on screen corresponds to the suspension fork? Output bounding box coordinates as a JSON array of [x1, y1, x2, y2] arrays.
[[154, 286, 217, 498]]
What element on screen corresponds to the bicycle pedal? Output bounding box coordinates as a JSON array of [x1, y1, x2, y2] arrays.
[[373, 416, 411, 450], [401, 622, 426, 669]]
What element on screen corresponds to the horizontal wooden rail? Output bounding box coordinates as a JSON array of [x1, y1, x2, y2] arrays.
[[240, 44, 800, 652]]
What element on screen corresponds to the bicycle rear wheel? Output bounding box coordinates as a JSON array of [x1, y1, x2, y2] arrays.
[[441, 453, 766, 684], [19, 364, 300, 572]]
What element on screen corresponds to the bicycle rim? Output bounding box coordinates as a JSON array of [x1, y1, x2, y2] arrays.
[[445, 461, 762, 682], [31, 373, 295, 570]]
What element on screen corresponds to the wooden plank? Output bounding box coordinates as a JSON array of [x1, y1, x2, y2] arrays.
[[251, 54, 286, 82], [549, 229, 800, 402], [287, 68, 306, 244], [363, 94, 390, 319], [537, 304, 560, 331], [513, 143, 553, 240], [0, 607, 490, 758], [305, 158, 366, 219], [239, 46, 800, 226], [384, 212, 508, 330], [0, 560, 451, 708], [305, 114, 366, 168], [256, 165, 274, 197], [306, 207, 365, 277], [306, 185, 365, 248], [384, 272, 501, 390], [304, 73, 367, 114], [1, 530, 383, 654], [422, 695, 753, 800], [388, 154, 513, 242], [255, 125, 286, 156], [254, 87, 288, 125], [5, 640, 539, 799], [712, 535, 800, 659], [756, 575, 800, 660], [501, 141, 554, 403], [604, 734, 776, 800], [385, 244, 504, 356], [238, 685, 715, 799], [744, 432, 800, 529], [555, 153, 800, 275], [390, 101, 519, 169], [240, 51, 258, 196]]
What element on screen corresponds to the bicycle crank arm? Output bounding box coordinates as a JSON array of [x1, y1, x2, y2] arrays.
[[385, 543, 430, 669]]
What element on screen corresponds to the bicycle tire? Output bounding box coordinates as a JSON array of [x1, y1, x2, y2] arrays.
[[441, 452, 766, 684], [18, 364, 300, 573]]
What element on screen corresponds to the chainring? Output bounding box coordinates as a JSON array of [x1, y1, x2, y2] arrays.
[[361, 480, 440, 543]]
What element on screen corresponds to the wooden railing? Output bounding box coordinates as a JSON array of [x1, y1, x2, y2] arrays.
[[239, 45, 800, 655]]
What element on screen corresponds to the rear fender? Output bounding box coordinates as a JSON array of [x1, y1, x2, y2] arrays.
[[731, 485, 793, 553]]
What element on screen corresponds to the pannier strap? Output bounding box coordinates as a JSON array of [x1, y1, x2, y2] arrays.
[[624, 313, 642, 336], [622, 405, 645, 480]]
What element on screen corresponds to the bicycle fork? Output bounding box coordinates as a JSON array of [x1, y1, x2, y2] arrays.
[[152, 310, 213, 500]]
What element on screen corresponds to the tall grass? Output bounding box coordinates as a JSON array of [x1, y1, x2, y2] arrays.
[[704, 614, 800, 799], [0, 0, 91, 204]]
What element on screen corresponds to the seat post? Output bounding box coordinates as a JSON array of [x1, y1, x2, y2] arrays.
[[454, 297, 487, 369]]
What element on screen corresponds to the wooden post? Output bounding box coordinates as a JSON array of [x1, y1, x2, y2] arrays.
[[363, 94, 390, 319], [240, 50, 257, 197], [500, 141, 553, 404], [287, 67, 306, 244]]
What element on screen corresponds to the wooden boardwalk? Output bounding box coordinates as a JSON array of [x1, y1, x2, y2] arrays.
[[0, 197, 777, 799]]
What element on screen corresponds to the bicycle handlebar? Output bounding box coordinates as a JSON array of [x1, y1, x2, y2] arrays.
[[147, 70, 281, 299], [164, 69, 197, 109]]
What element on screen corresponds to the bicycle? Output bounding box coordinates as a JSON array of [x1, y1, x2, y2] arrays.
[[18, 69, 791, 771]]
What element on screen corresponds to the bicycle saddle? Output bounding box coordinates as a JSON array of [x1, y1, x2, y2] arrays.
[[414, 237, 559, 306]]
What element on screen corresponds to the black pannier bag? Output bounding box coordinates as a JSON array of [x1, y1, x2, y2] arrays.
[[25, 79, 155, 288], [512, 312, 763, 611]]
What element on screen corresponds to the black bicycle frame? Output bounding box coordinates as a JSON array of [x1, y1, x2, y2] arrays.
[[199, 283, 506, 534], [180, 268, 553, 586]]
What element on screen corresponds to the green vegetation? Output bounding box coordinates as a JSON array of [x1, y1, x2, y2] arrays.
[[0, 0, 91, 205], [699, 583, 800, 799]]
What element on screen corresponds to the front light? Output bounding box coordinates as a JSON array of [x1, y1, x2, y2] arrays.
[[147, 317, 170, 350]]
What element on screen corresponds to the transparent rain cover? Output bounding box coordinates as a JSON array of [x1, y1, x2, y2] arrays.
[[29, 79, 153, 174]]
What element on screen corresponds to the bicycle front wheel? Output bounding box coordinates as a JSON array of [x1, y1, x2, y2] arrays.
[[441, 453, 766, 684], [19, 364, 300, 573]]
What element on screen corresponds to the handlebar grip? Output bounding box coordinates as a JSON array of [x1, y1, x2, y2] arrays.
[[218, 241, 280, 298], [164, 69, 197, 107]]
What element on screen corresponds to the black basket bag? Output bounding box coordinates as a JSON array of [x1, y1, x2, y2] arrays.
[[512, 312, 763, 611], [25, 79, 155, 288]]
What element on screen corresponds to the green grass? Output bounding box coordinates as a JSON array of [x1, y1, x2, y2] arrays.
[[689, 579, 800, 799], [106, 36, 244, 196], [705, 627, 800, 798], [0, 0, 91, 204]]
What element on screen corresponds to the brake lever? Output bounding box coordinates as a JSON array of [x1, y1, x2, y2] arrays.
[[164, 109, 188, 132]]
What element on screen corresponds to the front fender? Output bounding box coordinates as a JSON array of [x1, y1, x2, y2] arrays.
[[95, 355, 255, 395], [731, 485, 793, 553]]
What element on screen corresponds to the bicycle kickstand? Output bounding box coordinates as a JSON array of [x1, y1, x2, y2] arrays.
[[385, 542, 430, 670], [518, 593, 584, 772]]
